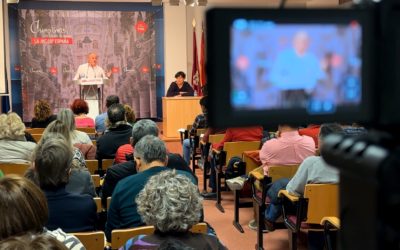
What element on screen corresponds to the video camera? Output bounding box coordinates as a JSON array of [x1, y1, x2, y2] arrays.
[[206, 0, 400, 249]]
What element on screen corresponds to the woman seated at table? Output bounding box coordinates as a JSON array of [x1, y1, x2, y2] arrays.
[[166, 71, 194, 97]]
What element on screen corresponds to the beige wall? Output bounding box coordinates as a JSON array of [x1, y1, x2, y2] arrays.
[[163, 4, 188, 91]]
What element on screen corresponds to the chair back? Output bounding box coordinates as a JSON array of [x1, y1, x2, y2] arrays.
[[31, 134, 42, 142], [102, 159, 114, 171], [268, 165, 300, 182], [93, 197, 102, 213], [209, 134, 225, 144], [91, 174, 101, 188], [111, 222, 208, 249], [223, 141, 261, 164], [76, 127, 96, 134], [0, 163, 30, 176], [86, 160, 98, 175], [25, 128, 45, 134], [242, 150, 261, 174], [71, 231, 105, 250], [196, 128, 206, 136], [304, 184, 339, 224]]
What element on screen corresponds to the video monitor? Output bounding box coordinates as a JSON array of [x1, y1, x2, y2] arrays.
[[206, 8, 376, 128]]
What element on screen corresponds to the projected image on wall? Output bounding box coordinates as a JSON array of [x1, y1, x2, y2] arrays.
[[19, 9, 158, 121]]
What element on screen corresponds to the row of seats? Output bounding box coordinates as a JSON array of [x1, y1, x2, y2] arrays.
[[71, 222, 208, 250], [0, 161, 210, 250], [0, 159, 114, 178], [25, 127, 97, 145], [183, 127, 339, 250]]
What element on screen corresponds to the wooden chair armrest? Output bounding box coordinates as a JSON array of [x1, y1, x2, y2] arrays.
[[278, 190, 299, 202], [249, 171, 264, 181], [321, 216, 340, 229]]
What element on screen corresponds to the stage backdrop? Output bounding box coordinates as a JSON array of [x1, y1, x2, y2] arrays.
[[19, 9, 157, 122]]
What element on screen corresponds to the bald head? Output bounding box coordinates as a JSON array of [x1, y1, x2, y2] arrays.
[[293, 31, 310, 56], [87, 53, 98, 67]]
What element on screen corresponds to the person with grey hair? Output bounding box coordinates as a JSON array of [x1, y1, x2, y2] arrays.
[[57, 108, 92, 145], [113, 119, 160, 164], [96, 103, 132, 160], [120, 170, 226, 249], [105, 135, 196, 242], [101, 119, 195, 201]]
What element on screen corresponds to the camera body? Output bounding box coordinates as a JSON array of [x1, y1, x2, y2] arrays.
[[206, 1, 400, 249]]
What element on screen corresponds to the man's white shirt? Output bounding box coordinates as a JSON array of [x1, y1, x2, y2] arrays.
[[74, 63, 107, 80]]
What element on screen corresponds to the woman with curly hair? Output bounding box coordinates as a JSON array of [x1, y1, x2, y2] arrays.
[[0, 113, 36, 163], [121, 170, 226, 250], [70, 99, 95, 128], [31, 99, 57, 128], [124, 104, 136, 126]]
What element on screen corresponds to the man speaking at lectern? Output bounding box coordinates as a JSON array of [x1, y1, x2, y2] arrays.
[[74, 52, 110, 120], [74, 52, 109, 80]]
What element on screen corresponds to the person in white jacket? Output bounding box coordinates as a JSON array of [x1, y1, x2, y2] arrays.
[[74, 52, 109, 80]]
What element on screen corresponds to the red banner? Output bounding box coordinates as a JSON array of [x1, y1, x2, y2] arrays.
[[199, 24, 206, 92], [31, 37, 73, 45], [191, 27, 202, 96]]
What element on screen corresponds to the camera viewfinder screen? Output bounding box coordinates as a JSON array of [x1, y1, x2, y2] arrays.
[[230, 20, 362, 114]]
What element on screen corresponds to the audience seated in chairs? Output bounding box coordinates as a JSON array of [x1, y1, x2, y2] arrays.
[[31, 99, 57, 128], [262, 123, 343, 232], [0, 113, 36, 164], [101, 119, 159, 200], [37, 121, 96, 197], [28, 135, 97, 233], [102, 120, 195, 201], [70, 99, 95, 128], [113, 104, 137, 164], [120, 170, 227, 250], [0, 175, 84, 249], [95, 95, 119, 134], [96, 103, 132, 160], [230, 124, 315, 230], [105, 135, 196, 242], [182, 96, 208, 166], [57, 109, 92, 145], [202, 126, 264, 199]]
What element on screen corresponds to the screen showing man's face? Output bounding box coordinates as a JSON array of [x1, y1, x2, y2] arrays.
[[230, 20, 362, 115], [88, 54, 97, 67]]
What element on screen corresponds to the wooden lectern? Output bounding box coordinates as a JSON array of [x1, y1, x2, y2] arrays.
[[162, 97, 202, 138]]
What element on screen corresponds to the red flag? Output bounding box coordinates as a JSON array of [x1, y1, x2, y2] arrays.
[[199, 23, 206, 94], [191, 25, 202, 96]]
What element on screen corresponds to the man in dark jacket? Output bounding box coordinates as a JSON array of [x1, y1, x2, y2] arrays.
[[96, 103, 132, 160]]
